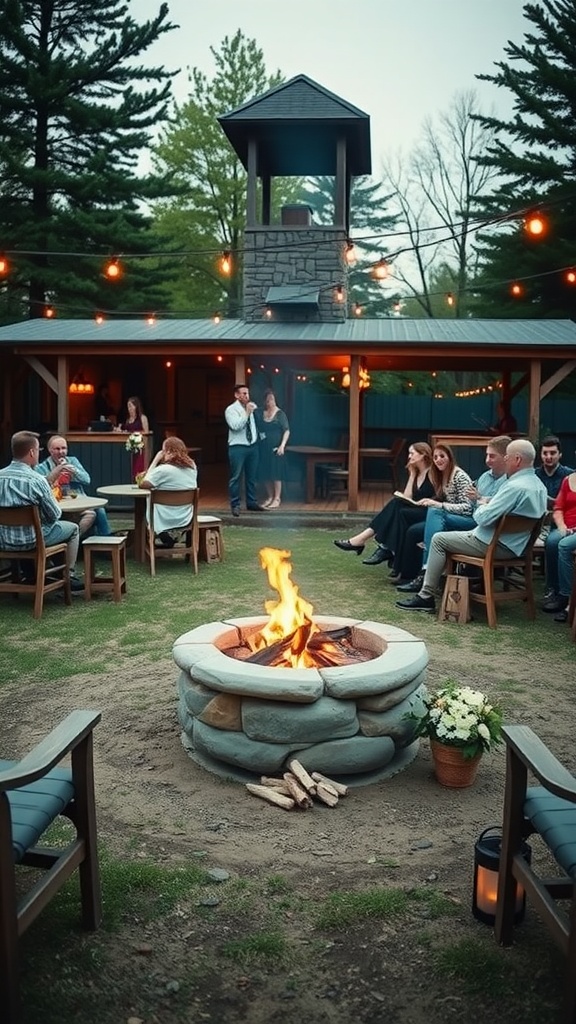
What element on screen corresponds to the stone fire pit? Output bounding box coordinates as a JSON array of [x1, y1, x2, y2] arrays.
[[174, 616, 428, 785]]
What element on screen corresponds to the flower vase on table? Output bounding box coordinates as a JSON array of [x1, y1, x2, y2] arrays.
[[406, 680, 503, 789]]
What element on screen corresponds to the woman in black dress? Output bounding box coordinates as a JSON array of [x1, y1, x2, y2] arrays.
[[257, 390, 290, 508], [333, 442, 437, 562]]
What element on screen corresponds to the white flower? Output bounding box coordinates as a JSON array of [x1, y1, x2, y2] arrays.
[[478, 723, 490, 742], [125, 432, 145, 453]]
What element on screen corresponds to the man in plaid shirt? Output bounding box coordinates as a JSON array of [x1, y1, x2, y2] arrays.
[[0, 430, 83, 591]]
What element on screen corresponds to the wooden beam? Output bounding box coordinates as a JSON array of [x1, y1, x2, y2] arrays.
[[57, 356, 68, 432], [23, 355, 58, 394], [335, 138, 347, 227], [246, 139, 257, 227], [234, 357, 245, 384], [348, 355, 360, 511], [528, 359, 541, 442], [262, 175, 271, 226], [540, 360, 576, 400]]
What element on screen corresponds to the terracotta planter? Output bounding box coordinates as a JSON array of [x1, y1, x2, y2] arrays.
[[430, 739, 482, 788]]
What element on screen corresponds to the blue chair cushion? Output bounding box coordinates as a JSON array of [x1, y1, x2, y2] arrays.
[[0, 758, 75, 863], [524, 786, 576, 878]]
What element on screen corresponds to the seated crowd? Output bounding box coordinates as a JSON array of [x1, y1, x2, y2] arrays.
[[334, 434, 575, 623]]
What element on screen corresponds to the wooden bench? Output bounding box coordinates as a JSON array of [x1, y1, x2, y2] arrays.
[[0, 711, 102, 1023]]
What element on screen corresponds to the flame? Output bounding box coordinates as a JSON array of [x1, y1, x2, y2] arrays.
[[255, 547, 319, 667]]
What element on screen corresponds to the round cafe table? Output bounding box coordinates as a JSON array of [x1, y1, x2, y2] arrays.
[[58, 495, 108, 514], [96, 484, 149, 562]]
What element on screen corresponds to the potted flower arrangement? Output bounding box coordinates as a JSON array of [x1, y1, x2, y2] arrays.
[[408, 679, 503, 788]]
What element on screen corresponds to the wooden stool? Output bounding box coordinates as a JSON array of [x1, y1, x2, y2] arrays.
[[83, 536, 127, 602], [327, 468, 349, 496], [197, 516, 224, 563]]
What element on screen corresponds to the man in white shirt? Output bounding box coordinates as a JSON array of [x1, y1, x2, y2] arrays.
[[396, 438, 547, 613], [224, 384, 264, 517]]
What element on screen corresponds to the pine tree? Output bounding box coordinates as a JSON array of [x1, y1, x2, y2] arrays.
[[302, 175, 400, 316], [472, 0, 576, 318], [0, 0, 177, 321]]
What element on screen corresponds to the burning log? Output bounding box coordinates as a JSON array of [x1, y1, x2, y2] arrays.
[[307, 626, 353, 646], [288, 759, 317, 794], [283, 772, 314, 809], [246, 783, 295, 810], [311, 772, 349, 797], [243, 631, 298, 665]]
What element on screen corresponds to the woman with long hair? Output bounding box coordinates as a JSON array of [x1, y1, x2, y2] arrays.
[[333, 442, 436, 563], [392, 444, 473, 587], [257, 389, 290, 508], [138, 436, 197, 547], [119, 395, 150, 478]]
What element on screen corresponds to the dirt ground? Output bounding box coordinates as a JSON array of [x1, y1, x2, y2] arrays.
[[3, 625, 571, 1024]]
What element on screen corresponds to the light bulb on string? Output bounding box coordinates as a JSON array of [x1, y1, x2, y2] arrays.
[[510, 282, 523, 297], [213, 312, 221, 324], [344, 240, 356, 265], [44, 305, 55, 318], [0, 254, 9, 276], [524, 212, 547, 238], [446, 292, 454, 307], [354, 302, 363, 317], [220, 250, 232, 275], [146, 313, 156, 325], [264, 306, 272, 319], [372, 257, 390, 281], [334, 284, 344, 303], [104, 257, 122, 280], [95, 312, 104, 325], [565, 269, 576, 285]]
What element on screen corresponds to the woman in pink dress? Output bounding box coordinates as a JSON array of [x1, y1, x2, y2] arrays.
[[120, 396, 150, 478]]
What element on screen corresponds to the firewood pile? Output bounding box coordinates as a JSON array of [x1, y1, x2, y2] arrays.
[[246, 759, 348, 811]]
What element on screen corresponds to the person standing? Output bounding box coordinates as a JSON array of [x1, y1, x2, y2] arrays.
[[224, 384, 264, 517], [0, 430, 83, 591], [257, 389, 290, 509], [37, 434, 111, 537], [118, 396, 150, 478]]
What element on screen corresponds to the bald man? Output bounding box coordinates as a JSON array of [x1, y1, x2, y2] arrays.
[[397, 439, 547, 613], [37, 435, 111, 537]]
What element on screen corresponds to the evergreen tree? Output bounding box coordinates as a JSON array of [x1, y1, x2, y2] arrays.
[[302, 175, 400, 316], [152, 31, 302, 318], [472, 0, 576, 318], [0, 0, 177, 321]]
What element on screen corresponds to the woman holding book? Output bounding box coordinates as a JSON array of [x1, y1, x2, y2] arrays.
[[333, 442, 436, 562], [390, 444, 473, 585]]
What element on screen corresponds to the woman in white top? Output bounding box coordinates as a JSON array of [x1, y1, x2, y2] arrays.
[[138, 436, 197, 546]]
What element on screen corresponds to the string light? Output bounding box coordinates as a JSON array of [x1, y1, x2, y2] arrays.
[[213, 312, 221, 324], [220, 250, 232, 275], [446, 292, 454, 307], [146, 314, 156, 325], [334, 284, 344, 303], [565, 270, 576, 284], [0, 254, 8, 276], [95, 312, 104, 324], [344, 240, 356, 265], [510, 282, 523, 297], [104, 258, 122, 280], [354, 302, 362, 316], [524, 212, 547, 237], [44, 305, 55, 318], [371, 257, 390, 281], [165, 360, 172, 368], [264, 306, 272, 319]]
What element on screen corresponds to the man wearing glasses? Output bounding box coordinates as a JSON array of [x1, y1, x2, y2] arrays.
[[397, 439, 547, 613]]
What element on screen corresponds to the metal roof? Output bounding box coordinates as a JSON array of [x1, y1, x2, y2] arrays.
[[1, 317, 576, 350], [218, 74, 371, 176]]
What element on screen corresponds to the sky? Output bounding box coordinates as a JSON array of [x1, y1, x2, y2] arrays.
[[133, 0, 530, 167]]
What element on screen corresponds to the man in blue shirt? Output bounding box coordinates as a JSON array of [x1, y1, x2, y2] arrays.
[[397, 435, 511, 593], [397, 439, 547, 613], [0, 430, 83, 591], [36, 434, 111, 537]]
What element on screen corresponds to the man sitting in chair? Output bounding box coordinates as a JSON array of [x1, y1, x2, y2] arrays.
[[37, 434, 111, 538], [0, 430, 83, 591], [396, 438, 547, 613], [138, 436, 197, 547]]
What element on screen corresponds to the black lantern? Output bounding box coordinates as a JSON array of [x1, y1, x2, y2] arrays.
[[472, 826, 532, 925]]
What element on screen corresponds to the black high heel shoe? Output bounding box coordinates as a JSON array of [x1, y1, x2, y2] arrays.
[[333, 539, 365, 555]]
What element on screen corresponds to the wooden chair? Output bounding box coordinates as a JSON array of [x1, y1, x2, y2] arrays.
[[0, 506, 72, 618], [496, 724, 576, 1022], [145, 489, 199, 577], [0, 710, 102, 1024], [444, 514, 544, 627]]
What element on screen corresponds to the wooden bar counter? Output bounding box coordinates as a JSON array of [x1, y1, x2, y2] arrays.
[[64, 431, 154, 506]]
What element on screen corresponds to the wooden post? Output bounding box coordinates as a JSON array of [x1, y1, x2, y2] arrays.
[[246, 139, 257, 227], [235, 357, 245, 385], [57, 356, 69, 432], [528, 359, 541, 442], [335, 138, 347, 227], [348, 354, 360, 511]]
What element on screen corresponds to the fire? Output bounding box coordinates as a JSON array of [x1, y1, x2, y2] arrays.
[[254, 547, 319, 667]]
